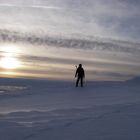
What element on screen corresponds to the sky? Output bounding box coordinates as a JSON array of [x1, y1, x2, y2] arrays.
[[0, 0, 140, 81]]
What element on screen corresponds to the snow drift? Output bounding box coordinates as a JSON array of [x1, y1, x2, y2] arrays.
[[0, 77, 140, 140]]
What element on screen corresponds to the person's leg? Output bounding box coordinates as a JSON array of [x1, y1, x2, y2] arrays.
[[76, 77, 80, 87], [81, 77, 83, 87]]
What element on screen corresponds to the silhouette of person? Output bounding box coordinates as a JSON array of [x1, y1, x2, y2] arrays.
[[75, 64, 85, 87]]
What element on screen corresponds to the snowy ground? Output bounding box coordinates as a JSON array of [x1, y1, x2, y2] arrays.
[[0, 77, 140, 140]]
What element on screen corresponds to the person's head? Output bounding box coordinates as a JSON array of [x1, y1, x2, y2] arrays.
[[79, 64, 82, 67]]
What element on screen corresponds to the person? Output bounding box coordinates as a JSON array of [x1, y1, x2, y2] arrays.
[[75, 64, 85, 87]]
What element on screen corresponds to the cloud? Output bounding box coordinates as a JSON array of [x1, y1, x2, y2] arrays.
[[90, 70, 135, 79], [0, 3, 61, 10], [0, 0, 140, 41], [0, 0, 140, 80], [0, 29, 140, 55]]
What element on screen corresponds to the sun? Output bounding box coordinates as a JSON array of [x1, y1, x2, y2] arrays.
[[0, 57, 20, 69], [0, 44, 21, 70]]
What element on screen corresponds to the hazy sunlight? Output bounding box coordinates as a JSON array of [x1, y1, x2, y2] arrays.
[[0, 44, 21, 69], [0, 57, 20, 69]]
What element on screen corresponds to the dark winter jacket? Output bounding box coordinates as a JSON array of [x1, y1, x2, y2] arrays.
[[75, 67, 85, 78]]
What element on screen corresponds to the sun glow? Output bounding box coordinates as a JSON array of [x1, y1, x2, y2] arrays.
[[0, 57, 20, 69], [1, 44, 20, 54], [0, 44, 21, 69]]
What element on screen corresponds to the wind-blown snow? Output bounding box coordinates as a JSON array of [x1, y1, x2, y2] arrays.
[[0, 77, 140, 140]]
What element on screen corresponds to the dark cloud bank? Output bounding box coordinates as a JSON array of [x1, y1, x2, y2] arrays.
[[0, 29, 140, 55]]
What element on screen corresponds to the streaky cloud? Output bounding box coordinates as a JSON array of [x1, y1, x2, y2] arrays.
[[0, 29, 140, 55], [91, 70, 136, 78], [0, 3, 61, 10]]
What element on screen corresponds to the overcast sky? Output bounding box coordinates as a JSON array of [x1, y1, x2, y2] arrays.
[[0, 0, 140, 80], [0, 0, 140, 41]]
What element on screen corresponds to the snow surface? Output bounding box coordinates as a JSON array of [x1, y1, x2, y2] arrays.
[[0, 77, 140, 140]]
